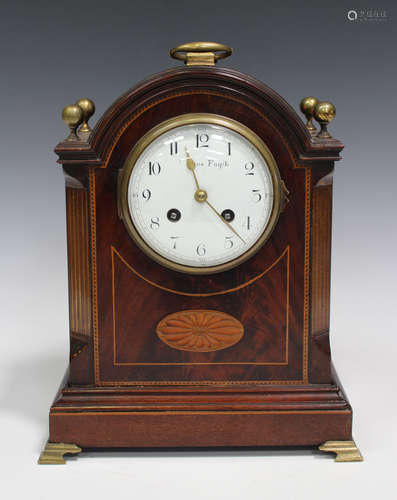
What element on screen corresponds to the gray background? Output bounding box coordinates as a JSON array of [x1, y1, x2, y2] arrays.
[[1, 0, 396, 497]]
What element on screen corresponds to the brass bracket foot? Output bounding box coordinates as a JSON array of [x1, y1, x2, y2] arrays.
[[319, 440, 363, 462], [38, 442, 82, 464]]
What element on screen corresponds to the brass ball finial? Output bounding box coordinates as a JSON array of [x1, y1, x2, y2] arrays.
[[75, 98, 95, 134], [314, 101, 336, 138], [62, 104, 83, 141], [300, 96, 318, 135]]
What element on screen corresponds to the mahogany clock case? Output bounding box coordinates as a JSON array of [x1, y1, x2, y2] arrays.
[[49, 64, 354, 450]]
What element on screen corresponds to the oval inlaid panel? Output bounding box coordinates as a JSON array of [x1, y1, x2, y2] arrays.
[[156, 310, 244, 353]]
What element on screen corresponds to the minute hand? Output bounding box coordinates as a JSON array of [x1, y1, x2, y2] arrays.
[[185, 147, 245, 244], [205, 199, 246, 244]]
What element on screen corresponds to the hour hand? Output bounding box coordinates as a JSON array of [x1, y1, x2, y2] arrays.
[[185, 147, 200, 190], [185, 147, 196, 171]]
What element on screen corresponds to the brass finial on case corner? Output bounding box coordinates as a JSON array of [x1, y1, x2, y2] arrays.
[[314, 101, 336, 139], [75, 98, 95, 134], [300, 96, 319, 135], [62, 104, 83, 141]]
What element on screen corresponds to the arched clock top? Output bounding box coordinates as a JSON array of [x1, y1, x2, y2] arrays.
[[55, 66, 343, 168]]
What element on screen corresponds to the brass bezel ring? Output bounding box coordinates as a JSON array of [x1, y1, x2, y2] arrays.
[[170, 42, 232, 62], [119, 113, 284, 275]]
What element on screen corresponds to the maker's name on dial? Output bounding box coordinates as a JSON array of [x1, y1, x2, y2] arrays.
[[191, 159, 230, 168]]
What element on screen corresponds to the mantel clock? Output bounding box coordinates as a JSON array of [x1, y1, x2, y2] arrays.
[[39, 42, 362, 464]]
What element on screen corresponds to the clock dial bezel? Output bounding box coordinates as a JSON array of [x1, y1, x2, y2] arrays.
[[119, 113, 284, 275]]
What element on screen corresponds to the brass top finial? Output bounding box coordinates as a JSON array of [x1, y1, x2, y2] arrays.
[[170, 42, 232, 66], [76, 98, 95, 134], [300, 96, 318, 135], [62, 104, 83, 141], [314, 101, 336, 138]]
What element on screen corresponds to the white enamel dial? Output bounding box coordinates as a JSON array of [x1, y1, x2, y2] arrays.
[[123, 116, 281, 273]]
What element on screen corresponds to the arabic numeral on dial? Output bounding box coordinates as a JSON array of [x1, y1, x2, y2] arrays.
[[170, 142, 178, 155], [196, 133, 209, 148], [150, 217, 160, 229], [224, 236, 234, 249], [142, 188, 151, 201], [196, 243, 206, 256], [252, 189, 262, 202], [148, 161, 161, 175], [245, 161, 255, 175], [170, 236, 179, 249]]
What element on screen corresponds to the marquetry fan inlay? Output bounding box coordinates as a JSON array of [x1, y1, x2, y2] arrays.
[[156, 310, 244, 352]]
